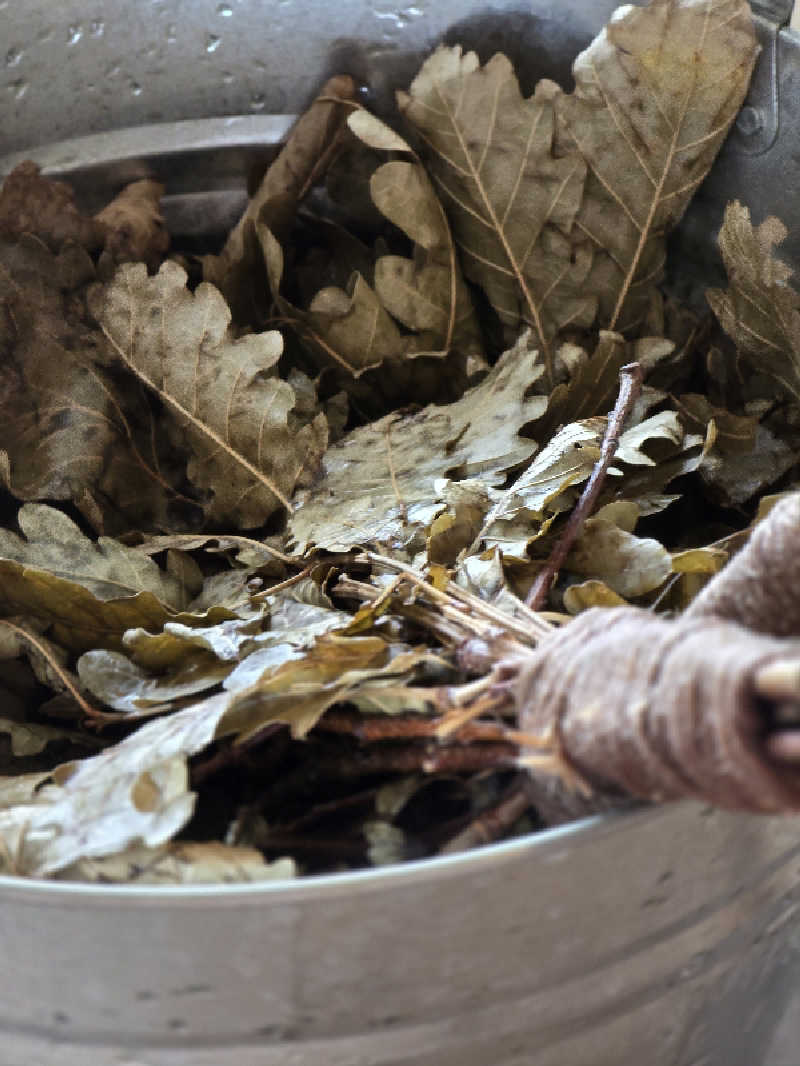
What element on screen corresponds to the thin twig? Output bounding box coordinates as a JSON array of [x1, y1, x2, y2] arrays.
[[438, 775, 534, 855], [249, 565, 315, 602], [526, 362, 644, 610]]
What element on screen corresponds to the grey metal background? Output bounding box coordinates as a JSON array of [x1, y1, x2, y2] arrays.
[[2, 2, 800, 1064]]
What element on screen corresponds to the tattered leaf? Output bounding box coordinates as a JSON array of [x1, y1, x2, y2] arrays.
[[91, 260, 328, 528], [0, 694, 229, 876], [289, 331, 546, 553], [0, 504, 235, 652], [708, 201, 800, 402]]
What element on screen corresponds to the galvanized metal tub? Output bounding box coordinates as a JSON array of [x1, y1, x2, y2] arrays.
[[2, 1, 800, 1063]]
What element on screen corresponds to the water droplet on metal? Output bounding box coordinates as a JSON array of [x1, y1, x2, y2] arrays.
[[166, 23, 177, 43], [8, 79, 28, 100], [90, 19, 105, 37], [67, 24, 83, 46], [5, 47, 23, 67], [106, 63, 121, 78], [404, 4, 423, 15], [222, 71, 235, 85], [206, 34, 221, 53], [217, 3, 233, 15], [250, 93, 266, 111], [131, 81, 143, 96]]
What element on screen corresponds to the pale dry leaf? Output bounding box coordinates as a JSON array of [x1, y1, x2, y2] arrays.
[[91, 260, 328, 528], [56, 841, 296, 884], [0, 504, 236, 652], [0, 693, 229, 876], [216, 634, 441, 741], [289, 331, 547, 553], [481, 419, 604, 556], [555, 0, 757, 332], [708, 201, 800, 402], [398, 46, 593, 374], [77, 646, 233, 716], [565, 516, 673, 598]]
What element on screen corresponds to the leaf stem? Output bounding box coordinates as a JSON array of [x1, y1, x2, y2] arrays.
[[0, 620, 101, 721]]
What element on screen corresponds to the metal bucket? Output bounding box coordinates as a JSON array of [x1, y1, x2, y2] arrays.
[[2, 2, 800, 1063]]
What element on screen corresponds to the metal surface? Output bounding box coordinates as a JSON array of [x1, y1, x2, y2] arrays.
[[3, 1, 800, 1064], [0, 804, 799, 1066]]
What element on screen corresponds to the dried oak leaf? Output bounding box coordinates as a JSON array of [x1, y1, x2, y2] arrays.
[[0, 236, 188, 532], [533, 333, 676, 443], [289, 330, 547, 553], [0, 161, 106, 252], [554, 0, 757, 333], [708, 201, 800, 403], [78, 582, 350, 719], [0, 693, 230, 876], [258, 116, 486, 385], [480, 411, 703, 558], [95, 179, 170, 273], [217, 635, 443, 741], [91, 260, 328, 528], [397, 46, 592, 375], [56, 841, 296, 884], [564, 509, 673, 598], [0, 504, 236, 652], [340, 111, 484, 361], [204, 75, 358, 324]]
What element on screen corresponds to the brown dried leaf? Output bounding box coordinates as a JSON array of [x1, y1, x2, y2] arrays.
[[0, 504, 236, 652], [204, 75, 358, 324], [565, 516, 673, 598], [95, 179, 170, 272], [91, 260, 328, 528], [398, 46, 592, 374], [555, 0, 757, 332], [534, 333, 676, 443], [218, 636, 442, 741], [0, 161, 106, 252], [708, 201, 800, 402], [0, 236, 191, 531], [289, 331, 547, 553], [349, 110, 484, 363]]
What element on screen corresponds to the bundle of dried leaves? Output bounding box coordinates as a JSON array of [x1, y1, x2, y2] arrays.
[[0, 0, 797, 885]]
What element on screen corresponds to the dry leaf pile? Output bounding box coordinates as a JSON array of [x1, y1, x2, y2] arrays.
[[0, 0, 798, 885]]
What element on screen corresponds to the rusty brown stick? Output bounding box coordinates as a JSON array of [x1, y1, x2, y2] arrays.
[[526, 362, 644, 610]]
